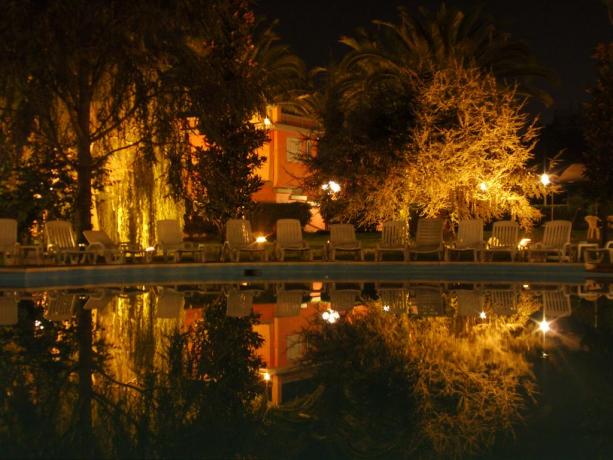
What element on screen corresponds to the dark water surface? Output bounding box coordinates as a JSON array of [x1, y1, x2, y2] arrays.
[[1, 279, 612, 459]]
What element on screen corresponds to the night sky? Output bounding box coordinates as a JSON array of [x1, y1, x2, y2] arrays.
[[256, 0, 612, 121]]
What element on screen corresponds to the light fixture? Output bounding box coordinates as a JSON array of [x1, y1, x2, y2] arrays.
[[263, 117, 272, 127], [538, 319, 550, 334], [479, 311, 487, 319], [518, 238, 531, 249], [255, 235, 267, 243], [479, 182, 488, 192], [540, 173, 550, 186]]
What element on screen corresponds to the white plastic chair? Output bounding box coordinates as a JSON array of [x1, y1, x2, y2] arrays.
[[274, 219, 312, 261], [406, 218, 445, 261], [223, 219, 268, 262], [156, 219, 202, 262], [45, 220, 96, 264], [326, 224, 363, 261], [445, 219, 484, 262], [375, 221, 408, 261], [0, 218, 20, 265], [528, 220, 572, 262], [483, 221, 519, 261]]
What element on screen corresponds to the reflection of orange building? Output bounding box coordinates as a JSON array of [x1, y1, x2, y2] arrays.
[[253, 300, 316, 405]]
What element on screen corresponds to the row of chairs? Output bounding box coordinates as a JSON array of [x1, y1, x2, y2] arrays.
[[0, 216, 607, 265]]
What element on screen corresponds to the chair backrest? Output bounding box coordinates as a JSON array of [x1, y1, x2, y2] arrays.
[[380, 221, 407, 247], [226, 290, 254, 317], [456, 219, 483, 247], [156, 288, 184, 319], [329, 290, 359, 311], [0, 294, 18, 325], [415, 218, 444, 246], [330, 224, 357, 245], [542, 220, 572, 249], [276, 290, 304, 317], [276, 219, 304, 246], [455, 290, 484, 316], [45, 220, 77, 250], [543, 290, 571, 318], [157, 219, 183, 246], [83, 230, 117, 249], [488, 289, 518, 316], [411, 286, 445, 316], [490, 221, 519, 248], [46, 294, 76, 321], [226, 219, 254, 247], [378, 288, 410, 314], [0, 218, 17, 250]]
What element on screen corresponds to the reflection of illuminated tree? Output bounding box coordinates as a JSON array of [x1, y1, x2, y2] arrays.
[[1, 292, 266, 458], [285, 299, 539, 458]]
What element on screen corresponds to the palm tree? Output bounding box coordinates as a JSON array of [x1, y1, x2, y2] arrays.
[[338, 4, 554, 105]]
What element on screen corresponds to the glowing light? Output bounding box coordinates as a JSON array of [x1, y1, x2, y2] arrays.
[[255, 235, 267, 243], [539, 319, 551, 334], [383, 305, 391, 312], [322, 180, 341, 193], [146, 246, 155, 252], [263, 117, 272, 127], [518, 238, 531, 249], [540, 173, 550, 186], [479, 182, 488, 192], [522, 284, 530, 289], [479, 311, 487, 319], [34, 320, 44, 330], [33, 194, 42, 199], [322, 309, 340, 323], [311, 296, 321, 303]]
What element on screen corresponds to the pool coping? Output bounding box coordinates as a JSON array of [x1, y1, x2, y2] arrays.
[[0, 261, 610, 289]]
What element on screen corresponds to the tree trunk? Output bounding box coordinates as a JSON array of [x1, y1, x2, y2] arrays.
[[77, 305, 95, 458], [75, 74, 93, 237]]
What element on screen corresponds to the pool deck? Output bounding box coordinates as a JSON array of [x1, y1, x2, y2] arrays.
[[0, 261, 610, 289]]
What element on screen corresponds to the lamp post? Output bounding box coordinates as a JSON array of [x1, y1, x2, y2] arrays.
[[540, 173, 553, 221]]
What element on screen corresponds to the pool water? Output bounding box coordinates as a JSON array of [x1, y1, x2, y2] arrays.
[[1, 279, 612, 459]]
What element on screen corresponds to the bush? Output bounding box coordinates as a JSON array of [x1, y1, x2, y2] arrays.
[[249, 202, 312, 233]]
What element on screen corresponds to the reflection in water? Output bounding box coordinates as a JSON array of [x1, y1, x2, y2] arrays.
[[0, 280, 612, 458]]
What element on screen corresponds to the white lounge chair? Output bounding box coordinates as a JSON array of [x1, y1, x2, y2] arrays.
[[223, 219, 268, 262], [326, 224, 363, 261], [409, 284, 446, 316], [156, 219, 202, 262], [527, 220, 572, 262], [377, 286, 410, 314], [275, 287, 307, 317], [445, 219, 484, 262], [487, 288, 518, 316], [226, 289, 254, 317], [454, 288, 485, 316], [543, 290, 572, 319], [406, 218, 445, 261], [46, 293, 77, 321], [0, 218, 20, 265], [83, 230, 145, 264], [274, 219, 313, 261], [482, 221, 520, 262], [156, 288, 185, 319], [375, 221, 408, 261], [45, 220, 96, 264], [0, 292, 18, 325]]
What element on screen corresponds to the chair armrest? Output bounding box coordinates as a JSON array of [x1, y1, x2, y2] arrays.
[[86, 242, 105, 252]]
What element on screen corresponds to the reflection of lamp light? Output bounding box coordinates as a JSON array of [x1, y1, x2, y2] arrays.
[[262, 371, 271, 382], [322, 309, 340, 323], [383, 305, 390, 312], [479, 182, 488, 192], [322, 180, 341, 193], [263, 117, 272, 127], [255, 235, 267, 243], [479, 311, 487, 319], [539, 319, 550, 334]]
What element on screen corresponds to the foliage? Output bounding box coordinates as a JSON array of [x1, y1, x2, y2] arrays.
[[301, 4, 549, 228], [582, 43, 613, 220], [249, 202, 312, 233], [272, 298, 538, 459]]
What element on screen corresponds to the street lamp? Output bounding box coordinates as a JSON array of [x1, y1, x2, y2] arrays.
[[540, 173, 553, 220]]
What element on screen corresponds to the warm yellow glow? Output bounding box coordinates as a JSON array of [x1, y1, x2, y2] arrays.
[[263, 116, 272, 127], [146, 246, 155, 252], [322, 180, 341, 193], [539, 319, 550, 334], [311, 295, 322, 303], [322, 309, 340, 323], [262, 371, 271, 382], [255, 235, 267, 243], [518, 238, 531, 249], [522, 284, 530, 289], [540, 173, 550, 186], [383, 304, 391, 312], [479, 311, 487, 319], [479, 182, 488, 191]]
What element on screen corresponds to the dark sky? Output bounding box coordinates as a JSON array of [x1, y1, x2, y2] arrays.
[[255, 0, 612, 121]]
